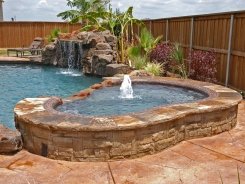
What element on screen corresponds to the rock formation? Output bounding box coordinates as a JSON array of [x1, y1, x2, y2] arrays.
[[0, 125, 22, 154], [42, 30, 130, 76]]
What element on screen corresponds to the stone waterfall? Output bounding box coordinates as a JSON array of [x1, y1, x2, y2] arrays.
[[56, 40, 83, 69], [42, 31, 131, 76]]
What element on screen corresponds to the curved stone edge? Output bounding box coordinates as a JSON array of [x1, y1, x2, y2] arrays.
[[14, 77, 242, 131], [14, 77, 243, 161]]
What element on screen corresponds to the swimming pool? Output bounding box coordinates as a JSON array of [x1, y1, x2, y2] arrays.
[[0, 64, 101, 128]]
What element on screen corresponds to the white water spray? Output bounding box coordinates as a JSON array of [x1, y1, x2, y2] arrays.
[[119, 75, 134, 99], [56, 41, 83, 76]]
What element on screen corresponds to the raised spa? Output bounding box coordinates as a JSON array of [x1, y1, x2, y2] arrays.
[[57, 83, 208, 116], [14, 77, 242, 161]]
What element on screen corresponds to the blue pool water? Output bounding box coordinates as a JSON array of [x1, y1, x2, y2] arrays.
[[0, 64, 101, 128], [57, 84, 208, 117]]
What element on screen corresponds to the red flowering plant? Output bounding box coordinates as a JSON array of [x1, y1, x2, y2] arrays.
[[149, 42, 173, 74], [188, 50, 217, 83]]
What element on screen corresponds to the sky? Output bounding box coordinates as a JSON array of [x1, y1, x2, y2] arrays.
[[2, 0, 245, 21]]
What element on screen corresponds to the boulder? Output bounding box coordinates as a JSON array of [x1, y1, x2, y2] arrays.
[[93, 50, 113, 55], [102, 30, 111, 35], [59, 33, 72, 40], [41, 42, 56, 65], [96, 43, 111, 50], [82, 59, 92, 74], [45, 44, 56, 51], [77, 31, 88, 40], [70, 30, 80, 40], [129, 70, 152, 77], [0, 124, 22, 154], [98, 54, 113, 63], [104, 35, 117, 43], [91, 55, 113, 76], [87, 32, 106, 46], [105, 64, 132, 77], [166, 71, 181, 78], [87, 48, 97, 57]]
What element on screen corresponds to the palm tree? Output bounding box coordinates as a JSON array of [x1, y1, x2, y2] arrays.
[[116, 7, 141, 63], [57, 0, 110, 24], [58, 2, 142, 63]]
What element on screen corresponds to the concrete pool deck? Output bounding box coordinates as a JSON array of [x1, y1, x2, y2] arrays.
[[0, 101, 244, 183], [0, 56, 42, 64]]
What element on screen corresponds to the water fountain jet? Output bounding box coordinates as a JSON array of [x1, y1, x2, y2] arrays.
[[119, 75, 134, 99]]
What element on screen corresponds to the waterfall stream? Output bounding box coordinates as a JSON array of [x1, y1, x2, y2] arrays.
[[57, 40, 83, 70], [56, 40, 83, 76]]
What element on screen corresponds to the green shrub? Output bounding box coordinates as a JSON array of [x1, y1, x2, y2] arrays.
[[171, 43, 187, 78], [144, 62, 164, 76], [0, 49, 7, 56], [46, 28, 62, 42], [127, 45, 141, 60], [136, 27, 162, 55], [131, 55, 148, 70]]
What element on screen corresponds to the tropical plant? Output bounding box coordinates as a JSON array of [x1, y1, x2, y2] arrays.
[[46, 28, 62, 42], [76, 3, 116, 32], [127, 45, 141, 60], [79, 6, 141, 63], [130, 55, 148, 70], [171, 43, 188, 78], [137, 27, 162, 56], [58, 2, 142, 63], [57, 0, 110, 24], [116, 7, 141, 63], [127, 27, 162, 62], [100, 5, 121, 36], [144, 62, 164, 76], [188, 49, 217, 82], [136, 28, 162, 55]]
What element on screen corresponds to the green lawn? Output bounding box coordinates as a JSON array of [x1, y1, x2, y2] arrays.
[[0, 49, 7, 56]]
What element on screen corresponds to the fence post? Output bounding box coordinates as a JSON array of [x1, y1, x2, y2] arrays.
[[189, 17, 194, 52], [166, 19, 169, 42], [225, 14, 234, 87], [189, 17, 194, 72], [150, 20, 152, 34]]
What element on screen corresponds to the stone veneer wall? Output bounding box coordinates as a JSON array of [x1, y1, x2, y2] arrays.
[[16, 102, 238, 161]]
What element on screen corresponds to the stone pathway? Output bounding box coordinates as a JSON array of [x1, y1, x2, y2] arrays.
[[0, 101, 244, 184]]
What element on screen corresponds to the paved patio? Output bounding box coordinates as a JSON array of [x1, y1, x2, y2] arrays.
[[0, 101, 244, 184], [0, 56, 42, 64]]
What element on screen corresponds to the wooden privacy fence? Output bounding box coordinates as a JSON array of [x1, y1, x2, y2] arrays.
[[132, 10, 245, 92], [0, 21, 81, 48]]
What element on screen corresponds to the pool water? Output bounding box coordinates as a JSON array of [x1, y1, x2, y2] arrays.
[[0, 64, 101, 128], [57, 84, 208, 117]]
